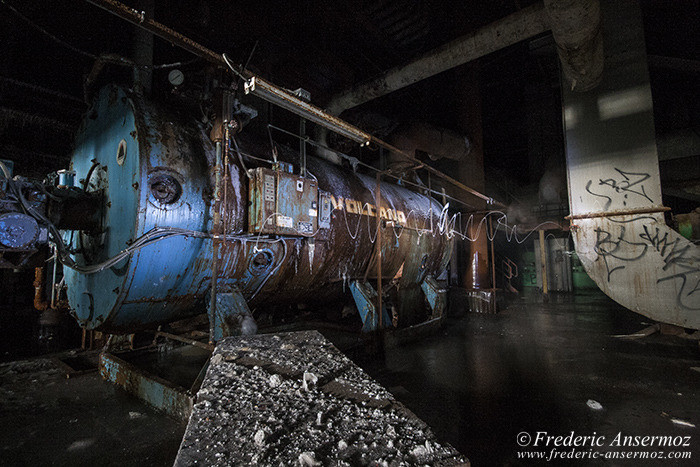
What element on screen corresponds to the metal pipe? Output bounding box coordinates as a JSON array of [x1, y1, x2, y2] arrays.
[[223, 125, 231, 233], [371, 138, 504, 208], [300, 118, 306, 177], [538, 230, 548, 297], [50, 244, 58, 308], [81, 0, 502, 209], [132, 0, 154, 95], [84, 0, 223, 64], [324, 2, 548, 114], [489, 216, 496, 295], [209, 141, 222, 342], [375, 172, 383, 329], [566, 206, 671, 220], [155, 331, 213, 351], [243, 76, 372, 145], [33, 267, 49, 311]]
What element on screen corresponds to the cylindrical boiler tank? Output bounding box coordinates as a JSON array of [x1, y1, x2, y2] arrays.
[[64, 86, 452, 332]]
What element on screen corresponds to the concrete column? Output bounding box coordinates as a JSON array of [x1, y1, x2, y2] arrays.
[[454, 64, 491, 291]]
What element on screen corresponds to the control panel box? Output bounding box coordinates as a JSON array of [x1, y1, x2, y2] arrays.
[[248, 167, 318, 237]]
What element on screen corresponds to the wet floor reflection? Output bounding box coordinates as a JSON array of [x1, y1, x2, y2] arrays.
[[360, 291, 700, 465]]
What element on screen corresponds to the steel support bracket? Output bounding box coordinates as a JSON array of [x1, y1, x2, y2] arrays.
[[349, 280, 392, 332], [207, 288, 256, 342], [99, 351, 193, 421], [421, 274, 447, 318]]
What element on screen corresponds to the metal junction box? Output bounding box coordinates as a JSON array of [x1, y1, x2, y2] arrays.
[[248, 167, 318, 236]]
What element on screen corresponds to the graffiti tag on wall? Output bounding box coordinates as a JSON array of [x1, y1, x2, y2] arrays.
[[593, 219, 699, 311], [585, 168, 654, 209]]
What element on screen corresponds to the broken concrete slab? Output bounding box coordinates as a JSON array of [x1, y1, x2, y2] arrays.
[[175, 331, 468, 466]]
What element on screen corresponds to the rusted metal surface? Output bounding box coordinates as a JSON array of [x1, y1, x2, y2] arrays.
[[99, 351, 193, 420], [65, 87, 453, 333], [84, 0, 222, 65], [567, 206, 671, 220], [375, 172, 383, 328], [155, 331, 213, 351], [33, 267, 49, 311]]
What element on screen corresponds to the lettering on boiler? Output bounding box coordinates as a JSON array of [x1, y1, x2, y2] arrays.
[[329, 196, 407, 225]]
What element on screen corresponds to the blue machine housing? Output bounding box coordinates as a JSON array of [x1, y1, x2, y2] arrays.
[[65, 86, 214, 331], [65, 86, 453, 333]]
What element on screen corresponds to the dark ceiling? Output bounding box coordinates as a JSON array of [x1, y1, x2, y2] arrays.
[[0, 0, 697, 194]]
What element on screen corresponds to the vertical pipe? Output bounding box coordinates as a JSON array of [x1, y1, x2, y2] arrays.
[[33, 267, 48, 311], [299, 118, 306, 177], [375, 172, 383, 329], [489, 217, 496, 311], [132, 0, 154, 95], [539, 229, 549, 297], [223, 125, 230, 232], [50, 244, 58, 308], [209, 141, 223, 342]]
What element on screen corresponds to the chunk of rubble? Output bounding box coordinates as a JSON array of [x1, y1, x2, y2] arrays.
[[174, 331, 468, 466]]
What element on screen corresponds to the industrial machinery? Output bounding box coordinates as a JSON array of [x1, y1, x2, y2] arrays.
[[0, 84, 453, 341]]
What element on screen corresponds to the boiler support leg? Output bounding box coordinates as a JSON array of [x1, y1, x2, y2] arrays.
[[421, 274, 447, 318], [349, 280, 392, 332], [207, 288, 257, 342]]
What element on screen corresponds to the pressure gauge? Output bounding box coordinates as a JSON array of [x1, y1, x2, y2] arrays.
[[168, 69, 185, 86]]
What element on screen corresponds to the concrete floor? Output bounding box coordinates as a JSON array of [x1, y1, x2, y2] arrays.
[[362, 290, 700, 465], [2, 289, 698, 465], [0, 357, 185, 466]]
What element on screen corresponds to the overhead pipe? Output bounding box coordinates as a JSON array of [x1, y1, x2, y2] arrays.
[[389, 121, 471, 162], [82, 0, 502, 208]]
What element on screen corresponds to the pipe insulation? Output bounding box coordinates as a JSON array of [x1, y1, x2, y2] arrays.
[[543, 0, 604, 91]]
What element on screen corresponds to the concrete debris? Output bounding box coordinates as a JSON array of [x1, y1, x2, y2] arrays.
[[254, 429, 266, 447], [210, 354, 224, 365], [586, 399, 603, 411], [174, 331, 467, 466], [299, 451, 321, 466], [269, 374, 282, 388], [302, 372, 318, 391]]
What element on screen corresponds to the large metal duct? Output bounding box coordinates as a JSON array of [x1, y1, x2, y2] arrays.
[[384, 121, 471, 173], [543, 0, 603, 91], [563, 0, 699, 329], [390, 122, 471, 162]]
